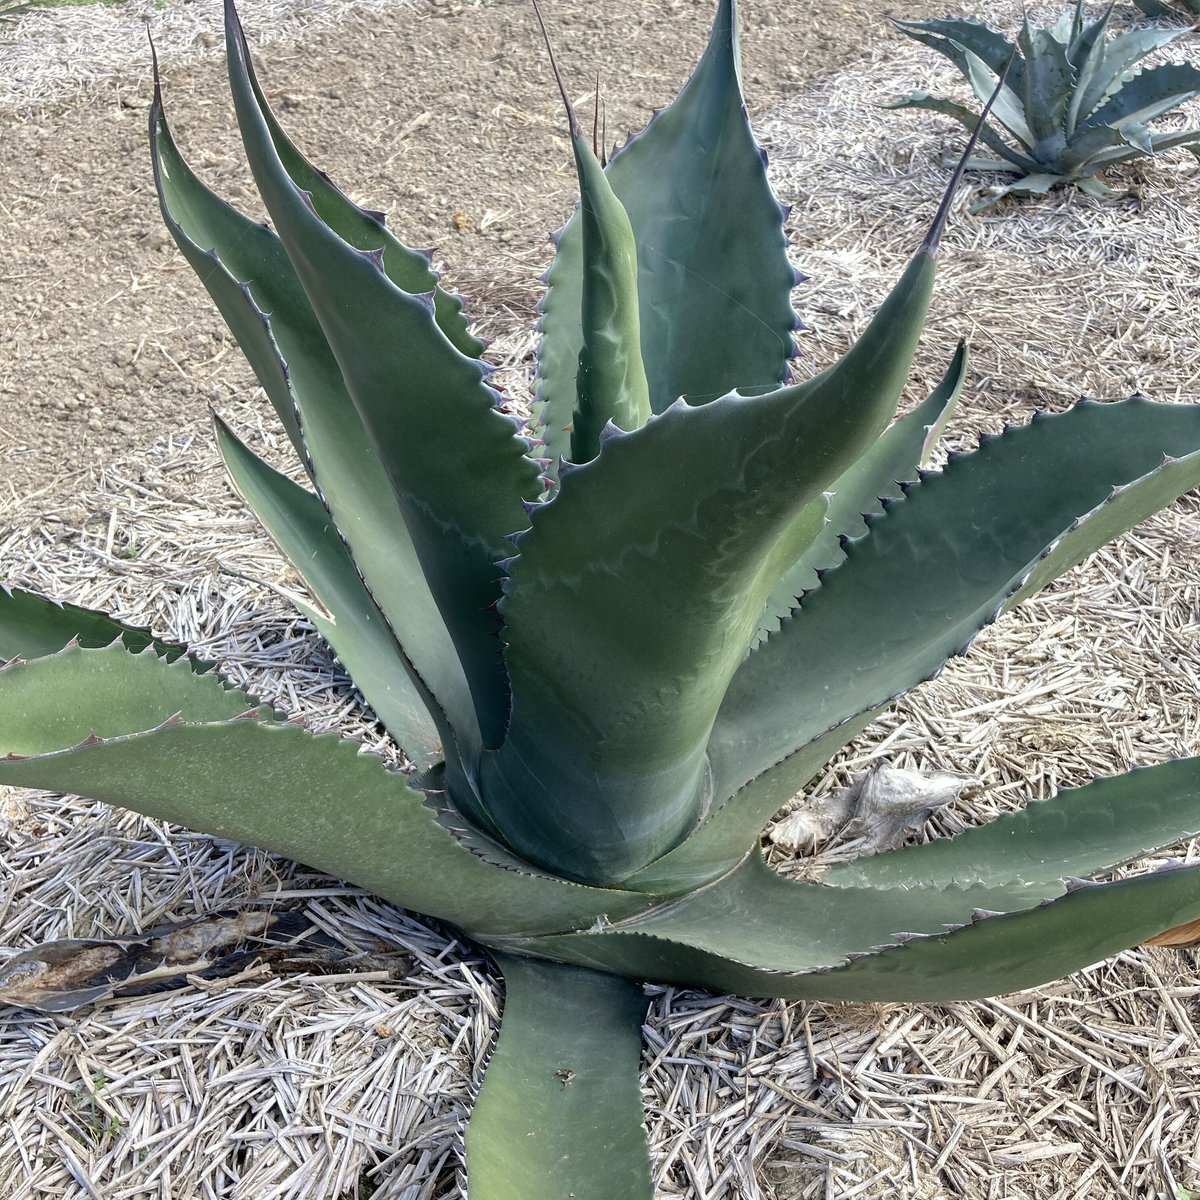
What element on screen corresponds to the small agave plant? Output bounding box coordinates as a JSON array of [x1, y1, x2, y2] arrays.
[[890, 1, 1200, 210], [3, 1, 1200, 1196], [1133, 0, 1200, 17]]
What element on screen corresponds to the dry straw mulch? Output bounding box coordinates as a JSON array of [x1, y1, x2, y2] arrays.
[[2, 2, 1200, 1198]]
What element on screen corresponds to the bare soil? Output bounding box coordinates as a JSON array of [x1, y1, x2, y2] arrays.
[[0, 0, 949, 503]]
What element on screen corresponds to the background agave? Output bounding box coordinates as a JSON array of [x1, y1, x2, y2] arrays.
[[1133, 0, 1200, 17], [3, 1, 1200, 1197], [890, 1, 1200, 209]]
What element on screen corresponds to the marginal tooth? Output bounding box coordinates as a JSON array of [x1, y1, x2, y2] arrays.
[[970, 908, 1006, 921]]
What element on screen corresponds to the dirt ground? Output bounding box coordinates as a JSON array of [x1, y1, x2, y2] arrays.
[[0, 0, 953, 503]]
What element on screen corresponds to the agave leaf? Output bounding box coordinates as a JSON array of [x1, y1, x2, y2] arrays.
[[223, 0, 541, 746], [892, 18, 1027, 97], [466, 953, 652, 1200], [1148, 127, 1200, 155], [1083, 62, 1200, 138], [0, 649, 655, 936], [0, 642, 272, 751], [1073, 27, 1184, 125], [883, 92, 1041, 174], [620, 711, 882, 895], [225, 37, 480, 358], [824, 759, 1200, 896], [757, 341, 968, 638], [963, 49, 1036, 151], [566, 125, 652, 463], [1063, 4, 1117, 135], [492, 245, 938, 883], [152, 70, 482, 762], [494, 851, 1039, 979], [1017, 20, 1072, 155], [536, 0, 797, 475], [0, 583, 201, 667], [968, 173, 1069, 212], [710, 398, 1200, 806], [214, 418, 447, 770], [502, 858, 1200, 1003]]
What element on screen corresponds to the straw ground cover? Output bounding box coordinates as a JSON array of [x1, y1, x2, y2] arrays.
[[1, 1, 1199, 1197]]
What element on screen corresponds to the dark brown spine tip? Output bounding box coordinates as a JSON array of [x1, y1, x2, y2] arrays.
[[921, 48, 1017, 256], [531, 0, 581, 138]]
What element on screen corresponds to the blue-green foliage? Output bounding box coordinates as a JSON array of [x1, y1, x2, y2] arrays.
[[891, 1, 1200, 209]]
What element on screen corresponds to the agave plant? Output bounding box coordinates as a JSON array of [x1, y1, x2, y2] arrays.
[[3, 1, 1200, 1195], [1133, 0, 1200, 17], [889, 1, 1200, 210]]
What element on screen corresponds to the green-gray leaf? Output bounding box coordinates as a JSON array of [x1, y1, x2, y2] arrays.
[[824, 758, 1200, 898], [710, 398, 1200, 806], [0, 583, 201, 667], [499, 853, 1200, 1003], [224, 1, 540, 746], [492, 247, 937, 883], [466, 953, 651, 1200], [536, 0, 797, 475]]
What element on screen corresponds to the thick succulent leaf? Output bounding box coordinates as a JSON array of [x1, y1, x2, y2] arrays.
[[884, 92, 1040, 175], [466, 953, 651, 1200], [492, 247, 937, 883], [1075, 123, 1200, 172], [1148, 127, 1200, 155], [214, 418, 446, 769], [1062, 5, 1117, 135], [567, 128, 651, 463], [1083, 62, 1200, 139], [501, 858, 1200, 1003], [892, 17, 1026, 98], [152, 70, 481, 761], [1073, 28, 1184, 126], [228, 33, 480, 358], [0, 642, 271, 752], [967, 173, 1071, 212], [758, 342, 968, 638], [150, 84, 301, 459], [710, 398, 1200, 806], [505, 852, 1044, 973], [1017, 21, 1072, 155], [0, 650, 656, 936], [824, 759, 1200, 897], [620, 711, 881, 895], [224, 0, 541, 746], [963, 50, 1036, 151], [536, 0, 797, 474], [0, 583, 199, 666]]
